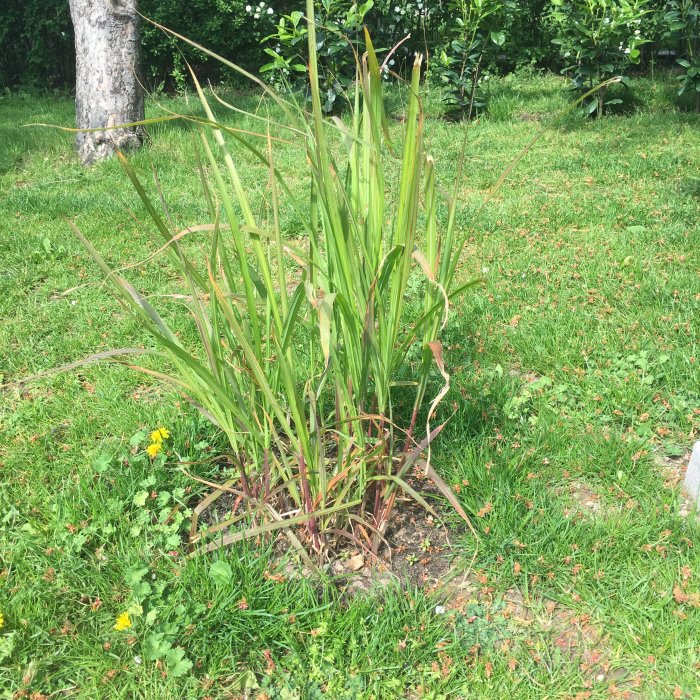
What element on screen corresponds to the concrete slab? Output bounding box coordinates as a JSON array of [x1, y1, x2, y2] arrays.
[[683, 442, 700, 503]]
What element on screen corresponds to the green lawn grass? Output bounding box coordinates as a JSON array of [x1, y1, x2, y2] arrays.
[[1, 73, 700, 698]]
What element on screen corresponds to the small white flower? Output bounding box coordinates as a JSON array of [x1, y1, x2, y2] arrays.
[[634, 29, 640, 36], [267, 6, 273, 13], [435, 605, 446, 615], [624, 47, 630, 54], [482, 266, 490, 274], [246, 4, 252, 11], [254, 12, 259, 19], [134, 656, 143, 665]]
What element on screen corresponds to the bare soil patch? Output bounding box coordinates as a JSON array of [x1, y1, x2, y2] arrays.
[[190, 471, 468, 592]]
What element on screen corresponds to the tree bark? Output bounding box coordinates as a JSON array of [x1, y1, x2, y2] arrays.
[[69, 0, 144, 165]]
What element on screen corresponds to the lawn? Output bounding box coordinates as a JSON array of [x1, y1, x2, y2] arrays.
[[1, 73, 700, 699]]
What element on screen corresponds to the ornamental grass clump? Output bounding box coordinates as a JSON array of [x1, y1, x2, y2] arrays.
[[72, 0, 477, 558]]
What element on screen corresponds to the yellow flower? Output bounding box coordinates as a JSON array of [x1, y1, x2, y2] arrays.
[[146, 442, 162, 459], [150, 427, 170, 444], [0, 612, 4, 630], [114, 612, 132, 631]]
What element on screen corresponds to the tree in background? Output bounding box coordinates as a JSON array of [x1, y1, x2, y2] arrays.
[[68, 0, 144, 164], [550, 0, 649, 117]]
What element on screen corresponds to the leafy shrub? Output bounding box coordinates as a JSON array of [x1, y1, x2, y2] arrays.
[[73, 1, 475, 557], [499, 0, 559, 69], [372, 0, 447, 61], [0, 0, 74, 89], [550, 0, 650, 116], [254, 0, 457, 113], [0, 0, 293, 90], [663, 0, 700, 110], [256, 0, 516, 118], [257, 0, 374, 112], [433, 0, 510, 119], [139, 0, 287, 89]]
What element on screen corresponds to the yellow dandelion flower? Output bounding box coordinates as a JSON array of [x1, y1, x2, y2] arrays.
[[114, 612, 132, 631], [0, 612, 4, 630], [150, 427, 170, 444], [146, 442, 162, 459]]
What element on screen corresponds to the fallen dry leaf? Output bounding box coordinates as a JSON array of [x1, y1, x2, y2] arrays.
[[263, 648, 275, 675], [674, 585, 689, 604], [346, 554, 365, 571], [477, 502, 492, 518], [263, 571, 286, 583]]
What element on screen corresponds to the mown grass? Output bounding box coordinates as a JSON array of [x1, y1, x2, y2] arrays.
[[1, 73, 699, 698]]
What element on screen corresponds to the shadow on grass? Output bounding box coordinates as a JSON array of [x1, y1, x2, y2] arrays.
[[0, 92, 77, 174]]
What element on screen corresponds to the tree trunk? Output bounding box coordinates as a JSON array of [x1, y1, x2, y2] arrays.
[[69, 0, 144, 165]]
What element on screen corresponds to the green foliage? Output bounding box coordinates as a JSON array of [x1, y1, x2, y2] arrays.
[[500, 0, 560, 68], [258, 7, 309, 88], [372, 0, 446, 60], [0, 0, 74, 89], [676, 54, 700, 106], [258, 0, 374, 112], [139, 0, 279, 89], [256, 0, 519, 118], [433, 0, 510, 119], [664, 0, 700, 109], [0, 0, 677, 96], [550, 0, 650, 116], [0, 0, 297, 91]]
